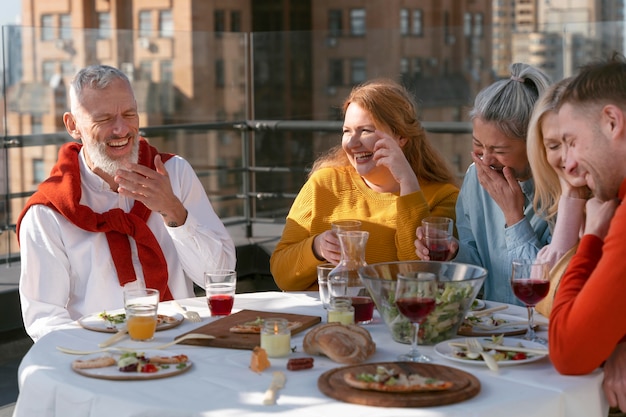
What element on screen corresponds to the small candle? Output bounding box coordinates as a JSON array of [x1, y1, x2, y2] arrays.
[[260, 318, 291, 358]]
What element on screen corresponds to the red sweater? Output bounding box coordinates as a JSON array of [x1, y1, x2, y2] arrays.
[[549, 179, 626, 374]]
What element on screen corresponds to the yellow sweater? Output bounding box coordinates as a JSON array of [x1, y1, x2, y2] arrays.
[[270, 166, 459, 291]]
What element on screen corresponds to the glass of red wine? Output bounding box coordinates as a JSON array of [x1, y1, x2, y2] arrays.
[[422, 217, 453, 261], [394, 271, 438, 362], [510, 259, 550, 344]]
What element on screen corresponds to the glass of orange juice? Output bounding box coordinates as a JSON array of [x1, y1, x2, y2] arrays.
[[123, 288, 159, 341]]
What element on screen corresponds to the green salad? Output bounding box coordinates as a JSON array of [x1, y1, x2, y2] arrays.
[[380, 282, 475, 345]]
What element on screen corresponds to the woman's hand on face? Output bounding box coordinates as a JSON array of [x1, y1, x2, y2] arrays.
[[471, 152, 525, 226], [414, 226, 458, 261], [373, 130, 420, 194], [558, 173, 588, 199], [313, 230, 341, 264]]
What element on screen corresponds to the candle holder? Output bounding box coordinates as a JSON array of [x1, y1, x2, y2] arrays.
[[327, 296, 355, 325], [260, 318, 291, 358]]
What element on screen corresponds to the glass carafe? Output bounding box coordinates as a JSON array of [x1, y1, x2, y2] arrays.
[[327, 230, 369, 299]]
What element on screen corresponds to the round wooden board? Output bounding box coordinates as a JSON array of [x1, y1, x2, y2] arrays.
[[318, 362, 480, 407]]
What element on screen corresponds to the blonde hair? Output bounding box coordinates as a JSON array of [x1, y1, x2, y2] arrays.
[[528, 77, 589, 225], [310, 78, 456, 185]]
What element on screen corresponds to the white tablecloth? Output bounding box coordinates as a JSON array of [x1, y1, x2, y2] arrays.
[[13, 291, 608, 417]]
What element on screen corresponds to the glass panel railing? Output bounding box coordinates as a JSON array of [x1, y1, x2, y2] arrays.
[[0, 22, 624, 265]]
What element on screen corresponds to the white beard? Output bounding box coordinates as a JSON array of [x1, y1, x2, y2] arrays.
[[84, 137, 140, 177]]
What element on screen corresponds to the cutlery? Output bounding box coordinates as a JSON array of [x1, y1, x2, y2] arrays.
[[56, 333, 215, 355], [466, 338, 499, 372], [98, 328, 128, 348], [263, 371, 286, 405], [448, 341, 549, 356], [471, 320, 530, 331], [468, 305, 509, 318], [171, 300, 202, 323]]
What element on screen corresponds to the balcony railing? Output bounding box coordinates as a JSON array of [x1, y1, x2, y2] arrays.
[[0, 20, 624, 267]]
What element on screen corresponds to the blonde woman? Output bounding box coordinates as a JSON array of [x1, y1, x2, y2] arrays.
[[527, 77, 590, 316], [270, 78, 459, 291]]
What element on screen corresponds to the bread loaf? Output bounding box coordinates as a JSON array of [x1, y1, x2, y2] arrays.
[[303, 323, 376, 364]]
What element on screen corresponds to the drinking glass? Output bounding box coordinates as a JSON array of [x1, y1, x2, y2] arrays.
[[331, 219, 362, 233], [422, 217, 453, 261], [510, 259, 550, 345], [205, 269, 237, 316], [394, 271, 438, 362], [123, 288, 159, 341], [317, 263, 334, 309]]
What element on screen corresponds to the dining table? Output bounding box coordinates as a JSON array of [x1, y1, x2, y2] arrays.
[[13, 291, 608, 417]]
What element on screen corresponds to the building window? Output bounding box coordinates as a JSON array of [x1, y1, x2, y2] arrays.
[[412, 10, 423, 36], [159, 10, 173, 38], [215, 10, 225, 35], [97, 12, 111, 39], [42, 61, 55, 83], [413, 58, 423, 76], [400, 9, 409, 36], [160, 60, 172, 83], [328, 59, 343, 86], [33, 159, 45, 184], [41, 15, 54, 41], [464, 12, 472, 37], [474, 13, 483, 37], [231, 11, 241, 32], [328, 9, 342, 37], [215, 59, 225, 87], [350, 58, 366, 84], [139, 60, 152, 81], [139, 10, 152, 37], [349, 9, 366, 36], [32, 116, 43, 135], [400, 58, 409, 77], [60, 14, 72, 40], [61, 61, 74, 77]]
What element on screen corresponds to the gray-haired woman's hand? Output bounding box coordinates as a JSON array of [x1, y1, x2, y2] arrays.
[[414, 225, 458, 261]]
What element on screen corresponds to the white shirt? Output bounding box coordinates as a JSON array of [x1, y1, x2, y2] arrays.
[[18, 149, 236, 341]]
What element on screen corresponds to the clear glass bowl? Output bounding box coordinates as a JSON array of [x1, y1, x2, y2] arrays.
[[358, 261, 487, 345]]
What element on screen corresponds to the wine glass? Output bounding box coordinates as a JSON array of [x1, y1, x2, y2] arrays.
[[394, 271, 438, 362], [510, 259, 550, 345]]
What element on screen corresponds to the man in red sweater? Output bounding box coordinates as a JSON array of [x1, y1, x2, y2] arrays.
[[550, 55, 626, 414]]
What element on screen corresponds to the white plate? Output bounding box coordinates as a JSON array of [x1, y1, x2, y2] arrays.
[[458, 313, 531, 337], [78, 308, 184, 333], [71, 350, 192, 380], [434, 337, 547, 367]]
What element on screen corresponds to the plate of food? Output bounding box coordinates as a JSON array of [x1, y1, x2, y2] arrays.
[[78, 308, 183, 333], [71, 350, 192, 380], [457, 313, 533, 337], [434, 336, 548, 367]]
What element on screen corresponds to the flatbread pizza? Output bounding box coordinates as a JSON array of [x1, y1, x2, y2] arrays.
[[342, 365, 453, 393], [229, 317, 302, 334]]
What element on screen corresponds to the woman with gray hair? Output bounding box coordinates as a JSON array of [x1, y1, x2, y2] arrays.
[[415, 63, 552, 305]]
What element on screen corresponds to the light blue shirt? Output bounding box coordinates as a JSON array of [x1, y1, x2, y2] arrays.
[[454, 164, 551, 305]]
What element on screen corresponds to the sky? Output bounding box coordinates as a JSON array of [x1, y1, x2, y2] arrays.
[[0, 0, 21, 26]]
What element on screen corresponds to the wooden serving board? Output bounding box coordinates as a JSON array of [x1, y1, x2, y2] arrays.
[[175, 309, 322, 350], [318, 362, 480, 407]]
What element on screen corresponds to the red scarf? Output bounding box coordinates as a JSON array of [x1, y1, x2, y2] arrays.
[[17, 138, 174, 301]]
